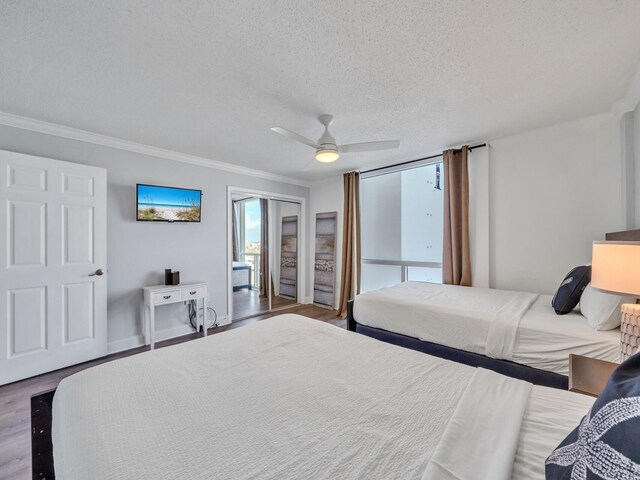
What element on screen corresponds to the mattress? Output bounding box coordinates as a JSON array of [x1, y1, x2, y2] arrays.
[[512, 385, 594, 478], [513, 295, 620, 374], [53, 315, 592, 480], [353, 282, 620, 375]]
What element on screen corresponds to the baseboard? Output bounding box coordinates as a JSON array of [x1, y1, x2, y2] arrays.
[[107, 317, 233, 354], [107, 334, 145, 355], [305, 296, 338, 310], [107, 323, 195, 354]]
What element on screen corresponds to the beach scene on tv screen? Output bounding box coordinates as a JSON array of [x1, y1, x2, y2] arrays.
[[137, 185, 201, 221]]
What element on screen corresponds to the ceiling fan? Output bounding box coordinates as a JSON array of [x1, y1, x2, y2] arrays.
[[270, 114, 400, 164]]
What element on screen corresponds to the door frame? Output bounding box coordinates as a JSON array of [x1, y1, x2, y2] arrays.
[[226, 186, 306, 321]]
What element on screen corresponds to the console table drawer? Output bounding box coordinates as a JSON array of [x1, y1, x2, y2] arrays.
[[153, 290, 181, 305], [182, 286, 206, 301]]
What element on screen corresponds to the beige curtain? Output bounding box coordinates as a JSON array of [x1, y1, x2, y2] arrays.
[[442, 145, 472, 286], [259, 198, 269, 296], [232, 201, 240, 262], [337, 172, 361, 317]]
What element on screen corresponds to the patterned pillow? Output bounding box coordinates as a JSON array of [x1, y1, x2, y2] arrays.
[[545, 352, 640, 479], [551, 266, 591, 315]]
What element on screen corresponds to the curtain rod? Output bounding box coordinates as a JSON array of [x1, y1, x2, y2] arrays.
[[359, 143, 487, 175]]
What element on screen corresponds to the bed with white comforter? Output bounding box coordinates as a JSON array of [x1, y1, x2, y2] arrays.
[[53, 314, 593, 479], [352, 282, 620, 375]]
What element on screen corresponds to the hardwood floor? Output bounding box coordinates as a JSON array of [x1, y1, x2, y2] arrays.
[[232, 289, 298, 320], [0, 304, 342, 480]]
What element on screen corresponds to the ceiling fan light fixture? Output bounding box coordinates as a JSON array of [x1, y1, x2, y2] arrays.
[[315, 148, 339, 163], [270, 114, 400, 170]]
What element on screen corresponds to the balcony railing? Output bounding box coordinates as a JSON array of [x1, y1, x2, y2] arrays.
[[361, 259, 443, 291]]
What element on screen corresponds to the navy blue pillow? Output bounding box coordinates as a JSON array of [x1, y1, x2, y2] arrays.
[[546, 352, 640, 479], [552, 266, 591, 315]]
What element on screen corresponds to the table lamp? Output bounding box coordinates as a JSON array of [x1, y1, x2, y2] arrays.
[[591, 241, 640, 361]]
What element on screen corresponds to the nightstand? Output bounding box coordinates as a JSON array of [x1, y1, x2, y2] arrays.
[[568, 354, 618, 397]]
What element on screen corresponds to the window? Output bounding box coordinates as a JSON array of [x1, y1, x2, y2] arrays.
[[238, 198, 261, 288], [360, 162, 443, 292]]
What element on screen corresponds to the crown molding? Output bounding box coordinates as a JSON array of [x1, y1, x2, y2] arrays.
[[611, 61, 640, 117], [0, 111, 311, 188]]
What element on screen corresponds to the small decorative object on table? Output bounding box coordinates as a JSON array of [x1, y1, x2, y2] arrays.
[[591, 241, 640, 361], [164, 268, 180, 286]]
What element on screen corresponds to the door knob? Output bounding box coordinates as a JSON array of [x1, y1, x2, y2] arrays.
[[89, 268, 105, 277]]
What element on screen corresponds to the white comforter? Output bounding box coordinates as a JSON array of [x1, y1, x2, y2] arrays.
[[53, 315, 591, 480], [354, 282, 539, 360]]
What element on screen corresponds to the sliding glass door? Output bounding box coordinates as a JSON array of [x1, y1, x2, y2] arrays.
[[238, 198, 261, 289], [360, 162, 444, 292]]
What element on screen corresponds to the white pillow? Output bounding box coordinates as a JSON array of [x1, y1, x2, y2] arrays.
[[579, 283, 635, 331]]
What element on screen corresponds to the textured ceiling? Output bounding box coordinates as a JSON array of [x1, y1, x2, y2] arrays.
[[2, 1, 640, 181]]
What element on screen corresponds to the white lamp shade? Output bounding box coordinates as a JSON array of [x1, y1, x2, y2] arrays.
[[591, 241, 640, 297]]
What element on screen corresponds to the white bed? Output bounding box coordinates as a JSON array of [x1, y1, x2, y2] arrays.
[[52, 314, 594, 480], [232, 261, 251, 290], [352, 282, 620, 375]]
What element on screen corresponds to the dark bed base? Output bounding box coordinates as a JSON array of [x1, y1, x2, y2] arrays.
[[232, 284, 251, 292], [346, 300, 568, 390], [31, 389, 56, 480]]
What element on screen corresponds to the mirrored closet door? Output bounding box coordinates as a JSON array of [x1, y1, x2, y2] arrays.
[[230, 194, 269, 320], [230, 193, 301, 321], [269, 199, 300, 311]]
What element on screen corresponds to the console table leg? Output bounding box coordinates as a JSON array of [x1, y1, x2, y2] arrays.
[[149, 305, 155, 350], [144, 305, 150, 346], [202, 295, 207, 337]]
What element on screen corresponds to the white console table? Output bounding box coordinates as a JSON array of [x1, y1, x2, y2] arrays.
[[143, 282, 208, 350]]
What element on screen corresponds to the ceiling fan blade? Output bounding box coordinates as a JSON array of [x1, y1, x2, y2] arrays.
[[301, 158, 316, 171], [270, 127, 319, 149], [339, 140, 400, 153]]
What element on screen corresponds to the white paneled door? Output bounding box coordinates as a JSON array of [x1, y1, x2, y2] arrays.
[[0, 150, 107, 385]]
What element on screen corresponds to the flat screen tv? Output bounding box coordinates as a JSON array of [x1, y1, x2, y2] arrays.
[[137, 184, 202, 222]]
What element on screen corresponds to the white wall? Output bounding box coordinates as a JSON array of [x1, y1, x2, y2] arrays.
[[468, 147, 490, 287], [621, 110, 636, 229], [489, 113, 624, 294], [308, 176, 343, 308], [0, 124, 309, 351], [634, 104, 640, 228]]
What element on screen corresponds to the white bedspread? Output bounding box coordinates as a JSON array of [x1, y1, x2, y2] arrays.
[[424, 369, 532, 480], [512, 385, 594, 478], [53, 315, 591, 480], [353, 282, 539, 360], [53, 315, 473, 480]]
